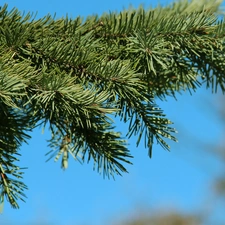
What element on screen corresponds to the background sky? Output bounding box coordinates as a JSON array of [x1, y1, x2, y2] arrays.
[[1, 1, 225, 225]]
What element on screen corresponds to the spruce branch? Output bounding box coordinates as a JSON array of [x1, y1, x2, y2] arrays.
[[0, 0, 225, 209]]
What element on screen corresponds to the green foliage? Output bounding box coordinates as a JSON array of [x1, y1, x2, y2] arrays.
[[0, 0, 225, 209]]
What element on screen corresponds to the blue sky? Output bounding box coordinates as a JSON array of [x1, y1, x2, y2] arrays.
[[1, 0, 225, 225]]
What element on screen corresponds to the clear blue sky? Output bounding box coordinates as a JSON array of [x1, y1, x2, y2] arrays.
[[1, 1, 225, 225]]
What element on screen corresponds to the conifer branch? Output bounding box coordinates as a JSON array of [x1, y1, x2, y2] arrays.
[[0, 0, 225, 209]]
